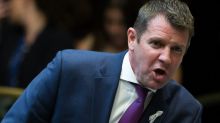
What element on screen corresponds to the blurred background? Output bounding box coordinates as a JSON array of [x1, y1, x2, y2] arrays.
[[0, 0, 219, 122]]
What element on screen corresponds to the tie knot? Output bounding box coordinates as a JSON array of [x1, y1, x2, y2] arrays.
[[135, 84, 148, 101]]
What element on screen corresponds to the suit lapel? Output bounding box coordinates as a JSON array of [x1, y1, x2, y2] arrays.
[[140, 89, 169, 123], [92, 51, 126, 123]]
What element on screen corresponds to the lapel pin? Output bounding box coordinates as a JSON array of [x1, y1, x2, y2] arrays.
[[149, 110, 163, 123]]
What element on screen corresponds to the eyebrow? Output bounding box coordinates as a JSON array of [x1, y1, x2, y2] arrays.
[[149, 37, 187, 48], [171, 42, 186, 49]]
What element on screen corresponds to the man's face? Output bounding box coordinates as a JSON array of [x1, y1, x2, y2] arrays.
[[128, 15, 189, 90]]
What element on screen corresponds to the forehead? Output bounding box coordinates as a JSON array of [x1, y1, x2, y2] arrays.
[[142, 15, 189, 46]]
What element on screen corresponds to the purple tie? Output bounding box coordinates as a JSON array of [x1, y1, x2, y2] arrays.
[[119, 84, 148, 123]]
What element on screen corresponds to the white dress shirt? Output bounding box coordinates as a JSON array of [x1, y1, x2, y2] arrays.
[[109, 52, 155, 123]]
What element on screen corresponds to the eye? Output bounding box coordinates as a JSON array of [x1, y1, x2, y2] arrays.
[[150, 40, 163, 49], [171, 46, 184, 54]]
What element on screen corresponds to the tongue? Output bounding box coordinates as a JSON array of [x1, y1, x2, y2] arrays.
[[154, 69, 166, 82]]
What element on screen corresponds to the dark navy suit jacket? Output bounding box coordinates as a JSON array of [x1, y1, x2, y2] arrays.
[[1, 50, 202, 123]]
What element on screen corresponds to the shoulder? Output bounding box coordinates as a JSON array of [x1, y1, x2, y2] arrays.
[[160, 80, 202, 109], [58, 49, 115, 62], [53, 49, 125, 73], [156, 80, 203, 122], [58, 49, 127, 61], [48, 49, 124, 78]]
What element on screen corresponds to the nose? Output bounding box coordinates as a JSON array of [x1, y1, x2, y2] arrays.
[[158, 47, 172, 65]]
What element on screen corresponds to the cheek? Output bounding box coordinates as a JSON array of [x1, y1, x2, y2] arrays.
[[137, 55, 152, 75], [169, 57, 183, 73], [136, 50, 155, 69], [173, 56, 183, 67]]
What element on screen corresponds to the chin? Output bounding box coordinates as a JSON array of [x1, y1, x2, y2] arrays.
[[146, 81, 165, 90]]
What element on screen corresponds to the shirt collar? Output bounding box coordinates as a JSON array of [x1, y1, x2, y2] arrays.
[[120, 52, 157, 92]]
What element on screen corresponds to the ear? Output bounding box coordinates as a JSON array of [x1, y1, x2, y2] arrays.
[[127, 27, 137, 51]]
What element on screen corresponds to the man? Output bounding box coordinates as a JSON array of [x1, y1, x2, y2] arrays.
[[1, 0, 202, 123]]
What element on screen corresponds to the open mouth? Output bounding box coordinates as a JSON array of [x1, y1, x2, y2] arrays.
[[154, 68, 166, 75]]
